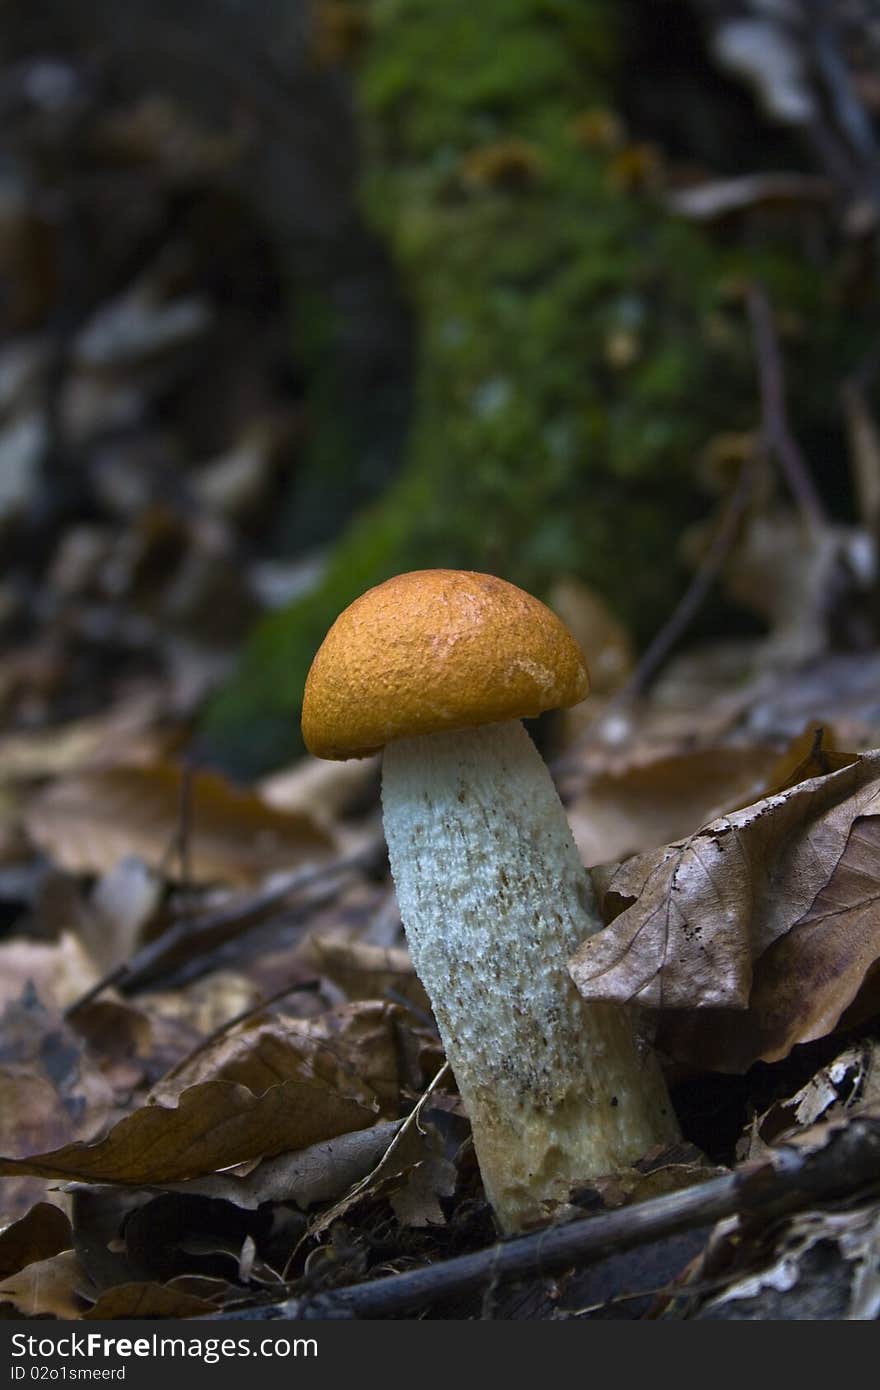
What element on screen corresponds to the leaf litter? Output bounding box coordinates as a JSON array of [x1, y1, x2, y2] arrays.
[[2, 23, 880, 1317]]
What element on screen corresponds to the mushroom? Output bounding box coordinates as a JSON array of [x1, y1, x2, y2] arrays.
[[302, 569, 678, 1232]]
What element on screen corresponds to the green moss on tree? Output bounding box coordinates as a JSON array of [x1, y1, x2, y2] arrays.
[[202, 0, 874, 774]]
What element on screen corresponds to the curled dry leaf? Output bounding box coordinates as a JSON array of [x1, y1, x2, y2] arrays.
[[571, 750, 880, 1071], [24, 760, 334, 885], [259, 753, 380, 825], [739, 1042, 880, 1162], [305, 1108, 455, 1241], [388, 1129, 458, 1229], [690, 1202, 880, 1321], [161, 1119, 403, 1211], [153, 1001, 404, 1117], [0, 1077, 376, 1186]]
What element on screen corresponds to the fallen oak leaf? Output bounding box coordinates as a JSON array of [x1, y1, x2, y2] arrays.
[[0, 1078, 376, 1185], [571, 750, 880, 1013]]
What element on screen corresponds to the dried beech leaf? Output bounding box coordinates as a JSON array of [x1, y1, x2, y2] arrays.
[[548, 577, 634, 696], [389, 1140, 458, 1228], [571, 752, 880, 1012], [658, 816, 880, 1071], [259, 755, 380, 824], [734, 816, 880, 1058], [24, 761, 334, 885], [153, 1002, 402, 1116], [0, 1202, 72, 1280], [162, 1120, 402, 1210], [0, 700, 165, 782], [752, 723, 859, 800], [568, 744, 777, 867], [0, 1078, 375, 1185]]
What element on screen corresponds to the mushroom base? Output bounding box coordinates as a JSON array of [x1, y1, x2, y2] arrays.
[[382, 720, 679, 1233]]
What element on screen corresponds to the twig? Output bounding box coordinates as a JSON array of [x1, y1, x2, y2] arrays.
[[745, 283, 827, 528], [806, 0, 880, 204], [208, 1110, 880, 1319], [619, 456, 757, 700], [64, 839, 382, 1014], [287, 1060, 452, 1269], [551, 454, 756, 782], [154, 977, 322, 1089]]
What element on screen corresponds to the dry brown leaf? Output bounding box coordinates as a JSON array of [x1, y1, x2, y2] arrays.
[[571, 749, 880, 1071], [0, 1202, 72, 1280], [725, 721, 858, 812], [573, 751, 880, 1007], [0, 1249, 92, 1318], [0, 698, 166, 782], [152, 1001, 402, 1116], [548, 577, 634, 696], [161, 1119, 403, 1210], [719, 510, 871, 664], [0, 1076, 376, 1186], [24, 760, 334, 885], [657, 816, 880, 1071], [388, 1136, 458, 1228], [83, 1281, 220, 1319], [0, 931, 100, 1013], [306, 935, 432, 1016], [568, 744, 777, 867], [692, 1202, 880, 1320], [259, 754, 380, 825], [739, 1042, 880, 1162], [0, 986, 119, 1219]]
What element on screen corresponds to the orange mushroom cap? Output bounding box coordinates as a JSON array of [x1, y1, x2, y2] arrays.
[[302, 569, 590, 759]]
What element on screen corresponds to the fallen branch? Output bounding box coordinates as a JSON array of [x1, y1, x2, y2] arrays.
[[209, 1111, 880, 1319], [65, 839, 383, 1012]]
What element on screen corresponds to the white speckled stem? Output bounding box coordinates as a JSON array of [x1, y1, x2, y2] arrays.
[[381, 720, 678, 1233]]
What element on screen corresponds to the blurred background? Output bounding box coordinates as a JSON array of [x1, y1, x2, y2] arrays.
[[5, 6, 880, 1307], [2, 0, 880, 777]]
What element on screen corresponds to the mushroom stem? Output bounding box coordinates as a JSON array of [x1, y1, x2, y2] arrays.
[[382, 719, 678, 1233]]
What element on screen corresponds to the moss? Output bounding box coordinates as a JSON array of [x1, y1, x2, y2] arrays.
[[202, 0, 876, 774]]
